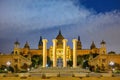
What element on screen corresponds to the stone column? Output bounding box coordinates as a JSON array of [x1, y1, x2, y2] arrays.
[[42, 39, 48, 67], [72, 39, 78, 68], [63, 39, 68, 67], [52, 39, 57, 67]]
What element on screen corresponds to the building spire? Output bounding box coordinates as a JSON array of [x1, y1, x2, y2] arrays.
[[38, 36, 43, 49], [38, 36, 43, 46], [77, 35, 82, 49], [90, 41, 96, 49], [56, 29, 64, 39], [24, 41, 30, 49], [59, 29, 62, 35], [78, 36, 80, 41]]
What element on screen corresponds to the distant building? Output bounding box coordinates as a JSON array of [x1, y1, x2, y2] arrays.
[[1, 30, 120, 71], [13, 30, 107, 68], [0, 54, 31, 72], [89, 54, 120, 71]]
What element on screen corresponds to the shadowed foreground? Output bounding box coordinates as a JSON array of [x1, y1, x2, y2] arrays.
[[0, 76, 120, 80]]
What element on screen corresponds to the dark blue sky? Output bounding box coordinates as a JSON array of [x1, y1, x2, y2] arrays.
[[77, 0, 120, 13], [0, 0, 120, 53]]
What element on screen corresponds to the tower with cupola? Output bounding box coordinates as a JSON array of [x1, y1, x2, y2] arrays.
[[100, 40, 107, 54], [13, 40, 20, 55]]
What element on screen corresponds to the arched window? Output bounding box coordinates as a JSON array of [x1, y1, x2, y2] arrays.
[[15, 51, 17, 54]]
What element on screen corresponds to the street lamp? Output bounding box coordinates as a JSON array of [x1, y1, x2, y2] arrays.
[[6, 61, 11, 72], [27, 68, 30, 72], [109, 61, 114, 66], [6, 61, 11, 66], [109, 61, 115, 72]]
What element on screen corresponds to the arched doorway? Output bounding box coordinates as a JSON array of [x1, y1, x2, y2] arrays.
[[57, 57, 63, 67]]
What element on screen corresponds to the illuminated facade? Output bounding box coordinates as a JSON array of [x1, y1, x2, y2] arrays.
[[89, 54, 120, 70], [0, 54, 31, 72], [13, 30, 107, 67]]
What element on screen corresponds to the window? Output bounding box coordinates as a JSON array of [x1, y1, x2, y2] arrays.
[[14, 59, 18, 63], [102, 59, 106, 63], [15, 51, 17, 54]]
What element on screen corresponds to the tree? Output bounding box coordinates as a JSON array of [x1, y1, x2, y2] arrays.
[[67, 55, 73, 67], [77, 55, 83, 66], [47, 56, 52, 67], [82, 60, 89, 69], [67, 60, 73, 67], [31, 55, 43, 68], [38, 55, 43, 65], [0, 65, 7, 73], [108, 51, 116, 54], [77, 54, 99, 69], [7, 66, 14, 73]]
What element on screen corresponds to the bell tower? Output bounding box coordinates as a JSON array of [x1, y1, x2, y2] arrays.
[[100, 40, 107, 54], [14, 40, 20, 55]]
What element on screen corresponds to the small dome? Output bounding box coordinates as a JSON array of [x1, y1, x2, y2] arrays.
[[100, 40, 106, 44], [14, 41, 20, 45]]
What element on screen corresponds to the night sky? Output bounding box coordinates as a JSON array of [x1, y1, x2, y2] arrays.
[[0, 0, 120, 53]]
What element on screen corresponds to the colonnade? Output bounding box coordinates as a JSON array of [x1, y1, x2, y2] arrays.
[[52, 39, 57, 67], [42, 39, 48, 67], [42, 39, 78, 68]]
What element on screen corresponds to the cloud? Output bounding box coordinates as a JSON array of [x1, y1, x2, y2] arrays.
[[0, 0, 91, 32], [0, 0, 120, 53], [61, 10, 120, 53]]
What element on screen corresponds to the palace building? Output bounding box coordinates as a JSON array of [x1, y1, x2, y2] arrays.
[[1, 30, 120, 72], [13, 30, 107, 68]]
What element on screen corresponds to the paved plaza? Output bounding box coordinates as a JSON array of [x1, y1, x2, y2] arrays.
[[0, 67, 120, 80]]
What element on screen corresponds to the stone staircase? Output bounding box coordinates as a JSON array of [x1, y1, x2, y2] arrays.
[[30, 67, 90, 73]]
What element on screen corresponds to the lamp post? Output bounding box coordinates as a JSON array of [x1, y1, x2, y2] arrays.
[[109, 61, 115, 72], [6, 61, 11, 73], [6, 61, 11, 66]]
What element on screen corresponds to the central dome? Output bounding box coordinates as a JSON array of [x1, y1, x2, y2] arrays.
[[56, 30, 64, 48]]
